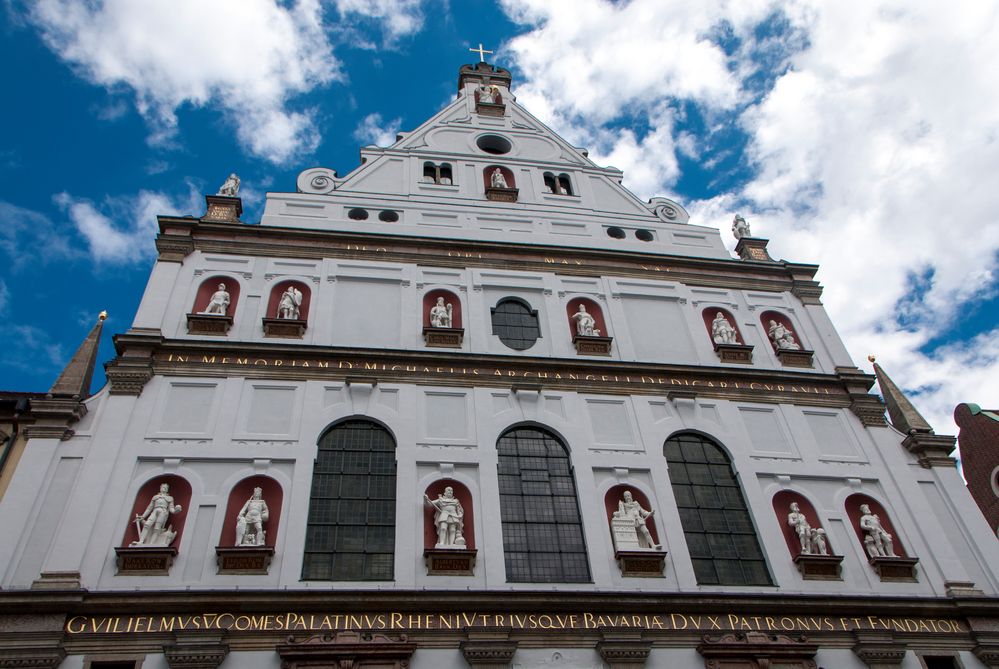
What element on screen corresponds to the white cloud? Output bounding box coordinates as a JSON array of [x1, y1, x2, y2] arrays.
[[333, 0, 425, 43], [0, 279, 8, 315], [0, 200, 80, 268], [29, 0, 342, 164], [502, 0, 999, 434], [353, 113, 402, 147], [54, 187, 201, 264]]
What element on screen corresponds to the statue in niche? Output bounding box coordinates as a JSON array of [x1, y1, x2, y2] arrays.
[[429, 296, 454, 328], [570, 303, 601, 337], [612, 490, 660, 550], [787, 502, 812, 555], [277, 285, 303, 320], [477, 83, 498, 104], [218, 173, 241, 197], [201, 283, 231, 315], [131, 483, 182, 547], [810, 527, 828, 555], [732, 214, 751, 239], [711, 312, 739, 344], [768, 319, 801, 350], [859, 503, 896, 558], [490, 168, 509, 189], [235, 487, 270, 547], [424, 486, 466, 549]]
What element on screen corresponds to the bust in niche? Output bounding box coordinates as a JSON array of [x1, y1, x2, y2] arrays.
[[571, 304, 600, 337], [768, 320, 801, 350], [131, 483, 182, 547], [424, 487, 466, 549], [277, 286, 303, 320], [612, 490, 660, 550], [429, 297, 453, 328], [859, 504, 896, 557], [235, 487, 270, 547], [201, 283, 230, 315], [490, 168, 509, 189], [478, 84, 499, 104], [711, 312, 739, 344]]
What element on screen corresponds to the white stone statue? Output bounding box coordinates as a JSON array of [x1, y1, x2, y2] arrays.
[[429, 296, 453, 328], [787, 502, 812, 555], [218, 173, 241, 197], [859, 503, 896, 558], [201, 283, 231, 315], [490, 168, 508, 189], [131, 483, 182, 547], [277, 285, 303, 320], [711, 312, 739, 344], [768, 319, 801, 350], [611, 490, 660, 550], [478, 84, 498, 104], [732, 214, 751, 240], [424, 486, 466, 549], [235, 487, 270, 547], [570, 304, 600, 337], [810, 527, 829, 556]]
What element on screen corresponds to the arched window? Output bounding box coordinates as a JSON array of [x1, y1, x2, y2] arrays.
[[422, 162, 454, 185], [543, 172, 558, 194], [664, 433, 772, 586], [497, 426, 590, 583], [557, 174, 573, 196], [491, 297, 541, 350], [302, 420, 397, 581]]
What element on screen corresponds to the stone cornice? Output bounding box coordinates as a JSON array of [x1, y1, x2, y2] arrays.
[[157, 218, 822, 299]]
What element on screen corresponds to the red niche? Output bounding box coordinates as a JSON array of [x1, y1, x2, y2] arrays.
[[192, 276, 241, 317], [772, 490, 832, 557], [120, 475, 192, 547], [565, 298, 607, 337], [423, 479, 475, 551], [760, 310, 801, 352], [603, 485, 660, 546], [265, 280, 312, 321], [218, 475, 283, 548], [423, 290, 462, 329], [702, 308, 743, 345], [844, 493, 908, 558], [483, 165, 516, 190]]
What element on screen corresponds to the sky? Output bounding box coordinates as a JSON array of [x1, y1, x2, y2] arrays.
[[0, 0, 997, 437]]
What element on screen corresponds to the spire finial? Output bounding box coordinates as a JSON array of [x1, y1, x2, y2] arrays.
[[99, 310, 108, 322], [867, 354, 876, 363], [469, 43, 493, 63]]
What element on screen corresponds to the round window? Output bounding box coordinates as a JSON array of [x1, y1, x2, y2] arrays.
[[347, 208, 368, 220], [635, 229, 654, 242], [378, 210, 399, 222], [606, 227, 626, 239], [476, 134, 512, 155]]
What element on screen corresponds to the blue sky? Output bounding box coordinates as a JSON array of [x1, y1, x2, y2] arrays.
[[1, 0, 997, 434]]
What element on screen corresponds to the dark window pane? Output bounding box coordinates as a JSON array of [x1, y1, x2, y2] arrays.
[[497, 427, 590, 583], [665, 433, 773, 586], [302, 421, 396, 581], [491, 299, 541, 350]]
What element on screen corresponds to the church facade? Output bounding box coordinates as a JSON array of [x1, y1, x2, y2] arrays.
[[1, 61, 998, 669]]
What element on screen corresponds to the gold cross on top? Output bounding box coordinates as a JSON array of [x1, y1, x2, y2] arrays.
[[469, 43, 493, 63]]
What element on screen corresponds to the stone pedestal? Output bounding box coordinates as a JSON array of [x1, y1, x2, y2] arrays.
[[853, 630, 906, 668], [186, 313, 233, 335], [793, 553, 843, 580], [424, 548, 476, 575], [262, 317, 307, 338], [776, 348, 815, 367], [476, 101, 505, 117], [423, 326, 464, 348], [573, 334, 613, 356], [485, 186, 518, 202], [163, 632, 229, 669], [115, 546, 178, 575], [614, 550, 668, 577], [277, 631, 415, 669], [734, 236, 773, 261], [869, 556, 919, 582], [461, 631, 517, 668], [215, 546, 275, 574], [30, 571, 83, 590], [202, 195, 242, 223], [713, 342, 754, 363], [902, 432, 957, 468], [597, 631, 651, 668]]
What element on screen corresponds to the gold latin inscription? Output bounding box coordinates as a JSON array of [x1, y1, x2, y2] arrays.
[[64, 612, 967, 635]]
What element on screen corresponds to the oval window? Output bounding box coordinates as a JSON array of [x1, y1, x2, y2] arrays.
[[606, 227, 626, 239], [347, 208, 368, 220], [476, 134, 512, 155], [635, 229, 654, 242], [378, 210, 399, 222]]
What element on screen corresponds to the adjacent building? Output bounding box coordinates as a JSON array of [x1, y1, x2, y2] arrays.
[[1, 60, 998, 669]]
